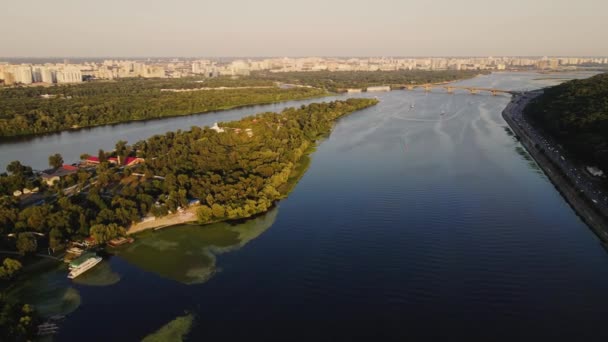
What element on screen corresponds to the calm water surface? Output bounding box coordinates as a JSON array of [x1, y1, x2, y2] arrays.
[[18, 72, 608, 341]]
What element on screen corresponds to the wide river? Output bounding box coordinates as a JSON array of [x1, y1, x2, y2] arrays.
[[12, 72, 608, 341]]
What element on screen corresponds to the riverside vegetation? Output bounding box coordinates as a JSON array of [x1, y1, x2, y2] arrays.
[[0, 70, 480, 137], [252, 70, 486, 91], [524, 73, 608, 178], [0, 80, 327, 137]]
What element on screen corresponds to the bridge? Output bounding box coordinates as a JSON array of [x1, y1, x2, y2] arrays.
[[399, 84, 515, 96]]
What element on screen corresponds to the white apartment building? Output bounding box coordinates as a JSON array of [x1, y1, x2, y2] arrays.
[[11, 66, 33, 84], [56, 68, 82, 83]]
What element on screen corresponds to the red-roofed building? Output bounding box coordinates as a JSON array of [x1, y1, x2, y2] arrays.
[[84, 237, 98, 247], [124, 157, 144, 166], [85, 156, 100, 164], [85, 155, 143, 166], [41, 164, 79, 185], [62, 164, 78, 171]]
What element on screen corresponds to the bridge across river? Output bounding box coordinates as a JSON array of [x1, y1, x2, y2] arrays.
[[397, 83, 515, 96]]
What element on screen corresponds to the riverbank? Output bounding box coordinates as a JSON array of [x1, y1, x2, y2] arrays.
[[502, 92, 608, 241], [0, 89, 331, 141]]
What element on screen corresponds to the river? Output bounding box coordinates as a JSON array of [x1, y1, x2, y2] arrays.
[[15, 71, 608, 341]]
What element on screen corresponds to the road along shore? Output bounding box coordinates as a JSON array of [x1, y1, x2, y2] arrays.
[[502, 92, 608, 242]]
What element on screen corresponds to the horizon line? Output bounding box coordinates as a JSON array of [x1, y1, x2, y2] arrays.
[[2, 55, 608, 59]]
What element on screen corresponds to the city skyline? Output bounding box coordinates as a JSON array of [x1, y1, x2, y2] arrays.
[[2, 0, 607, 57], [3, 56, 605, 86]]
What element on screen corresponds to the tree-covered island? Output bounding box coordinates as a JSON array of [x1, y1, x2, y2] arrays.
[[0, 98, 378, 252]]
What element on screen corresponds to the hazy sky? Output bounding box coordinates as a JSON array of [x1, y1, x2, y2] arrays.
[[1, 0, 607, 57]]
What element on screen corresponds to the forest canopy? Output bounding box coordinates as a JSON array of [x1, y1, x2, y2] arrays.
[[251, 70, 485, 91], [524, 73, 608, 172], [0, 79, 327, 137]]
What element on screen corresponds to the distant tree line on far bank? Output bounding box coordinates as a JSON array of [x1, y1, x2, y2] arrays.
[[0, 79, 327, 137], [251, 69, 486, 91]]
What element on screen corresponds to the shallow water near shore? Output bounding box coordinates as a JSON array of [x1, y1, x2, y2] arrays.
[[23, 71, 608, 341]]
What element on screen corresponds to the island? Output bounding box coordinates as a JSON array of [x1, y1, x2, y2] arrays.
[[0, 98, 378, 339]]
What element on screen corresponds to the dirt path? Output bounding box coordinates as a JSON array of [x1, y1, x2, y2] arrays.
[[127, 207, 197, 235]]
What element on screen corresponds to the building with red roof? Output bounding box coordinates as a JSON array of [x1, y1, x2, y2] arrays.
[[85, 156, 100, 164], [41, 164, 79, 185]]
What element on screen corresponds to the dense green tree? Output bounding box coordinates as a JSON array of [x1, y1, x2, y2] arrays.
[[525, 73, 608, 174], [98, 149, 107, 163], [0, 293, 38, 342], [16, 233, 37, 255], [0, 258, 22, 280], [90, 223, 126, 244], [115, 140, 128, 165], [6, 161, 31, 176], [48, 153, 64, 169], [49, 227, 64, 251], [197, 205, 213, 223], [211, 203, 226, 219]]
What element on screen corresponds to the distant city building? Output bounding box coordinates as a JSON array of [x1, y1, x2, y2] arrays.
[[56, 68, 82, 83], [13, 65, 33, 84], [1, 56, 607, 87]]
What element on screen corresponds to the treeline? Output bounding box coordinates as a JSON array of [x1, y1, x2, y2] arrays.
[[0, 256, 38, 342], [524, 73, 608, 173], [0, 99, 378, 254], [0, 292, 37, 342], [0, 79, 326, 137], [251, 70, 485, 91]]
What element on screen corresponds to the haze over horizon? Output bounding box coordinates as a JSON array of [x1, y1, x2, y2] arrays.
[[2, 0, 607, 58]]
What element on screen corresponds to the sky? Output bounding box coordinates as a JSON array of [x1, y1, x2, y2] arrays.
[[1, 0, 607, 57]]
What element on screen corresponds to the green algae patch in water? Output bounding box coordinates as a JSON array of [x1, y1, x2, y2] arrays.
[[114, 207, 278, 284], [142, 313, 194, 342], [10, 263, 81, 318]]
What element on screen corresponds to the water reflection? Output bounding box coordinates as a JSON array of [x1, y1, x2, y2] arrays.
[[72, 262, 121, 287], [113, 207, 278, 284]]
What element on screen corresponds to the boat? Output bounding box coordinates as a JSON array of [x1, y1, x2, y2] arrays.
[[66, 247, 83, 256], [108, 237, 134, 247], [68, 251, 97, 270], [68, 256, 102, 279]]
